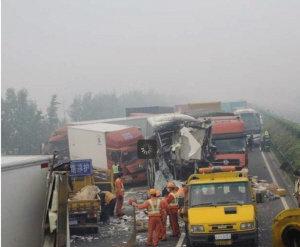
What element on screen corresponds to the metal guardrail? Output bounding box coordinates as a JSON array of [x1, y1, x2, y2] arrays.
[[270, 141, 295, 173], [271, 141, 286, 162]]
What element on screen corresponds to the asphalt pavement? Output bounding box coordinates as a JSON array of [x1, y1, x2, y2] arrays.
[[248, 148, 297, 247], [71, 148, 298, 247]]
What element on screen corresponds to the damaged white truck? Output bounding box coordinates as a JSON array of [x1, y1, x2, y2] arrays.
[[145, 114, 216, 191]]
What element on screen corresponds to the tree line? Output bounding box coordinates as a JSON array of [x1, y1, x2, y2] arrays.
[[1, 88, 170, 155]]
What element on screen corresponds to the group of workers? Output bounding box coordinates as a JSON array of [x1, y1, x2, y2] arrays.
[[99, 174, 181, 247], [132, 182, 181, 247]]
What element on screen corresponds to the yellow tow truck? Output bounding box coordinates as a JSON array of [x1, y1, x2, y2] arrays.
[[68, 169, 114, 232], [183, 166, 258, 247]]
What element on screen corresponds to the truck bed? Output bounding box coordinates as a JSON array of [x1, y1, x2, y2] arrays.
[[68, 198, 101, 212]]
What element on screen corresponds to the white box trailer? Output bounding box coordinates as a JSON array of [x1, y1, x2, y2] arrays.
[[1, 155, 52, 247], [68, 123, 131, 169], [68, 116, 149, 137]]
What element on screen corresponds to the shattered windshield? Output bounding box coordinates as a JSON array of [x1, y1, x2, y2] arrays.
[[213, 137, 246, 153], [190, 182, 252, 207]]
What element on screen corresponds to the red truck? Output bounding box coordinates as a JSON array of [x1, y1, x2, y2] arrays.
[[210, 116, 248, 168], [43, 123, 147, 184]]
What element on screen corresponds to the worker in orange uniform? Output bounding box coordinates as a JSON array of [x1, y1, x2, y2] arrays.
[[166, 182, 180, 237], [115, 173, 125, 217], [132, 189, 168, 247], [156, 190, 169, 242]]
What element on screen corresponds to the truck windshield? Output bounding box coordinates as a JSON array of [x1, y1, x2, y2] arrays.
[[239, 113, 261, 133], [190, 182, 252, 207], [214, 137, 246, 153], [121, 151, 139, 165]]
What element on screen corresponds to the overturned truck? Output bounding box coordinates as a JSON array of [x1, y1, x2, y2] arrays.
[[145, 114, 215, 190]]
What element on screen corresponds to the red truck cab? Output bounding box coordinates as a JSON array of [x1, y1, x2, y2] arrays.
[[210, 116, 248, 168], [105, 127, 147, 184]]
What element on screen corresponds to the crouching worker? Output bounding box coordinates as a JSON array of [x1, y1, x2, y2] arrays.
[[132, 189, 168, 247], [156, 190, 169, 242], [99, 190, 117, 222]]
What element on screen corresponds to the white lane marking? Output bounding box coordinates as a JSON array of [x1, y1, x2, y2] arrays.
[[261, 152, 289, 210], [176, 232, 186, 247]]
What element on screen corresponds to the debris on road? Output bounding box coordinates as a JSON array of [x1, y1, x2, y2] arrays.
[[251, 177, 286, 203]]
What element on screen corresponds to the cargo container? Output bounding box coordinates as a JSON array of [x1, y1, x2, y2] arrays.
[[221, 101, 247, 113], [188, 101, 221, 111], [1, 155, 53, 247], [125, 106, 173, 117], [68, 123, 147, 184]]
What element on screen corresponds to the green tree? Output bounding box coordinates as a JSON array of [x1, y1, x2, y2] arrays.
[[67, 90, 172, 121], [68, 95, 83, 121], [46, 94, 60, 132], [1, 88, 43, 154]]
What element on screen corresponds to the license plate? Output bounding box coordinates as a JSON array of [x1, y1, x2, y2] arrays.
[[215, 234, 231, 240], [215, 240, 232, 245]]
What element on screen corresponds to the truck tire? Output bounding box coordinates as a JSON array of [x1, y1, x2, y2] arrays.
[[252, 220, 259, 247], [87, 227, 98, 234], [186, 232, 192, 247], [185, 223, 193, 247]]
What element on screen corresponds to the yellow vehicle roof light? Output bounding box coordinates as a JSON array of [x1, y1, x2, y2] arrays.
[[199, 166, 236, 174]]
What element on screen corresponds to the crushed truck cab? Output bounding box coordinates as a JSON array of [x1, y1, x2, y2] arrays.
[[184, 169, 258, 247]]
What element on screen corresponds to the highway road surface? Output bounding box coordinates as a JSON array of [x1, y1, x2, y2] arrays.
[[71, 148, 298, 247]]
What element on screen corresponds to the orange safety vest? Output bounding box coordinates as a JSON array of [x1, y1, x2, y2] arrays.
[[148, 199, 161, 215], [169, 192, 179, 207]]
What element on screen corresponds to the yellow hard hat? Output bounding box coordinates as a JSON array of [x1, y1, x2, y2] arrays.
[[167, 182, 176, 188], [149, 189, 157, 195], [156, 190, 161, 197]]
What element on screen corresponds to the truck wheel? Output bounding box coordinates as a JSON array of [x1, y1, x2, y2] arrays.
[[186, 232, 192, 247], [87, 227, 98, 234], [252, 221, 259, 247]]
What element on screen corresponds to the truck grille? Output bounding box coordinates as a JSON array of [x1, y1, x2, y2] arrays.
[[212, 159, 240, 166], [208, 224, 236, 232]]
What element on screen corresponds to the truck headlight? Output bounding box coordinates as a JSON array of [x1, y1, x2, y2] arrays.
[[240, 222, 255, 230], [191, 225, 205, 232]]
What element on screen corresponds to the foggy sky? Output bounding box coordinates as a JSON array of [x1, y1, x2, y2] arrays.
[[2, 0, 300, 121]]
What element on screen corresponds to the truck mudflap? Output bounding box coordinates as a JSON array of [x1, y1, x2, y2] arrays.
[[188, 230, 257, 247]]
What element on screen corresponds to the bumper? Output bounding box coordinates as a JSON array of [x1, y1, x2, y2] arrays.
[[188, 230, 257, 246]]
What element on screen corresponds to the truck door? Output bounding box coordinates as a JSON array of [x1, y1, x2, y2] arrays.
[[107, 150, 121, 169]]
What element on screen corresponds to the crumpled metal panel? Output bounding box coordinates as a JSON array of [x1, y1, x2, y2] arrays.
[[178, 127, 202, 160]]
